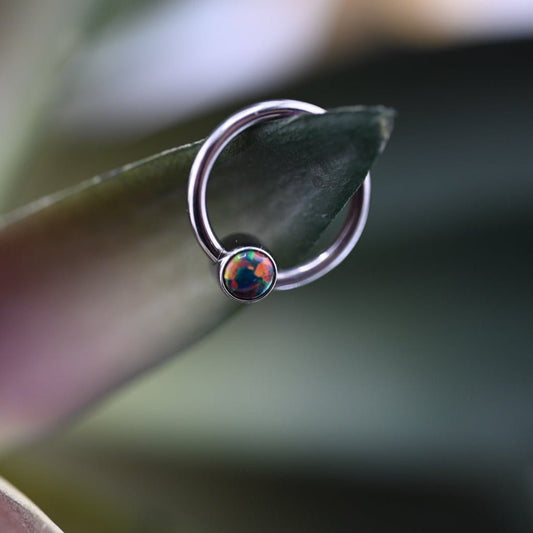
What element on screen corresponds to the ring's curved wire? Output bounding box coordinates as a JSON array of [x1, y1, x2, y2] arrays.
[[188, 99, 371, 291]]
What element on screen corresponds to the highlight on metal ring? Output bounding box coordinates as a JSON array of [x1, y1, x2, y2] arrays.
[[188, 99, 371, 303]]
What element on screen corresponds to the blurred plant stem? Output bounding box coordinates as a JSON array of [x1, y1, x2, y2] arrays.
[[0, 1, 88, 211]]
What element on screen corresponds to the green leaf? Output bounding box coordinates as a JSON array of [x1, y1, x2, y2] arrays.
[[0, 106, 394, 448], [0, 476, 63, 533]]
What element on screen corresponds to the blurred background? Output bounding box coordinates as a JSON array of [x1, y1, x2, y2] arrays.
[[1, 0, 533, 531]]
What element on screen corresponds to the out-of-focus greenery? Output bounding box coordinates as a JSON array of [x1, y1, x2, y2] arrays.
[[0, 476, 62, 533]]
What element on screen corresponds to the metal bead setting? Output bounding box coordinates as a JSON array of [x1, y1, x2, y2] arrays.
[[219, 247, 277, 302]]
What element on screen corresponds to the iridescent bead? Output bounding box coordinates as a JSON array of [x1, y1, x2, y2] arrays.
[[221, 248, 276, 301]]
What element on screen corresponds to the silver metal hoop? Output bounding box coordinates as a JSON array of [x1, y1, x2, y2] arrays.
[[188, 99, 371, 301]]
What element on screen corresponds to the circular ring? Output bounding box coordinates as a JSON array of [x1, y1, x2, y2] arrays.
[[188, 99, 371, 301]]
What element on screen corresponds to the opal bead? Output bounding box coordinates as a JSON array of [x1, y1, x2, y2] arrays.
[[221, 248, 276, 301]]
